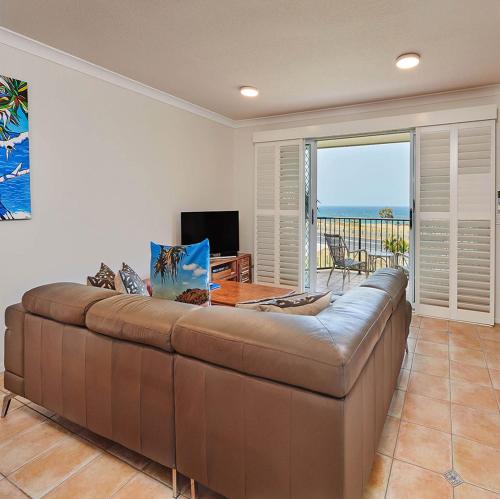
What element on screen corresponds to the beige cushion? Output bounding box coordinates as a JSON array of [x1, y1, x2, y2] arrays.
[[236, 291, 332, 315]]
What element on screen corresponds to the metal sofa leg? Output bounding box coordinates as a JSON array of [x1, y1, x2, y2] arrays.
[[1, 393, 14, 418], [190, 478, 197, 499], [172, 468, 179, 498], [405, 340, 409, 354]]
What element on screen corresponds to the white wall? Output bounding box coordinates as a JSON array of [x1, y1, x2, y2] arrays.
[[233, 87, 500, 319], [0, 42, 235, 369]]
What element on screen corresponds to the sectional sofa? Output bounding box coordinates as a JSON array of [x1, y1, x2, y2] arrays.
[[2, 268, 410, 499]]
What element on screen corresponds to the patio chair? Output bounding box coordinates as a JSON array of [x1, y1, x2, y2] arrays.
[[395, 252, 410, 277], [325, 233, 368, 290]]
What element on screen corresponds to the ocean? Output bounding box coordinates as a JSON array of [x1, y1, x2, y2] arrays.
[[317, 205, 410, 219]]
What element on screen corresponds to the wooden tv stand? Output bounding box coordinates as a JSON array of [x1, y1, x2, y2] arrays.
[[210, 253, 252, 283]]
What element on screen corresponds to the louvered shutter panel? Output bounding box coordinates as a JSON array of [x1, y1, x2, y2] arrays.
[[455, 122, 495, 323], [416, 121, 495, 325], [254, 140, 304, 289], [416, 127, 451, 317]]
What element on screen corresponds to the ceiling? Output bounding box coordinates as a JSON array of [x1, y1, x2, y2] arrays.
[[1, 0, 499, 121]]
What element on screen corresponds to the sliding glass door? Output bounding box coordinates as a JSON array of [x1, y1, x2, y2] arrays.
[[305, 132, 415, 301]]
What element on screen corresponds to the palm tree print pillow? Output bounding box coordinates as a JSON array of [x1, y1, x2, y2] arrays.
[[150, 239, 210, 305]]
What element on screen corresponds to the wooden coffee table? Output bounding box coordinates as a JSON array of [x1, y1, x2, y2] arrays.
[[211, 280, 294, 307]]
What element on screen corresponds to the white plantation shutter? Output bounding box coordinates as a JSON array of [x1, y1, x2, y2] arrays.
[[254, 140, 304, 289], [416, 121, 495, 325]]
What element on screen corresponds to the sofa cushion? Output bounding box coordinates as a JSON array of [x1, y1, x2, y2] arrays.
[[236, 291, 331, 315], [22, 282, 118, 326], [359, 268, 407, 310], [172, 285, 393, 398], [86, 294, 197, 352]]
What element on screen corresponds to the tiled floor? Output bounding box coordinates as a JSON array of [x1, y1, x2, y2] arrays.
[[364, 316, 500, 499], [2, 316, 500, 498], [0, 372, 222, 499]]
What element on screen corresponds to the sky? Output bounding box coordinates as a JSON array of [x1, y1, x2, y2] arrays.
[[317, 142, 410, 206]]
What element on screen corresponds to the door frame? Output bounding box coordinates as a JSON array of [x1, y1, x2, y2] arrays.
[[305, 131, 416, 297]]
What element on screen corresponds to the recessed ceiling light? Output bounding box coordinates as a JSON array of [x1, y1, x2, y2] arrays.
[[240, 86, 259, 97], [395, 53, 420, 69]]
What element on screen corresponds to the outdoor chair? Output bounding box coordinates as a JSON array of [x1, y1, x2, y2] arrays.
[[395, 251, 410, 277], [325, 233, 368, 290]]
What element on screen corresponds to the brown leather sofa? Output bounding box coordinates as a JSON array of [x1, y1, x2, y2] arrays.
[[3, 268, 410, 499]]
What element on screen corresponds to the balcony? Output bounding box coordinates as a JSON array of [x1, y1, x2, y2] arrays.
[[315, 216, 410, 294]]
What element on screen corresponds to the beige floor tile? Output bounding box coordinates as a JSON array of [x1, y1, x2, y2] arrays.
[[486, 352, 500, 370], [0, 372, 5, 393], [9, 435, 101, 497], [107, 443, 150, 470], [0, 478, 28, 498], [410, 316, 422, 328], [419, 317, 449, 331], [453, 436, 500, 493], [415, 340, 449, 359], [490, 369, 500, 389], [454, 483, 500, 499], [451, 380, 499, 413], [408, 327, 419, 339], [412, 354, 449, 377], [449, 321, 478, 335], [402, 352, 414, 370], [397, 369, 410, 391], [0, 420, 68, 475], [418, 329, 449, 345], [111, 473, 172, 498], [377, 416, 400, 457], [386, 459, 452, 499], [408, 372, 450, 401], [388, 390, 405, 419], [0, 407, 46, 444], [450, 361, 492, 387], [478, 329, 500, 343], [450, 346, 486, 368], [363, 453, 392, 499], [44, 452, 136, 499], [394, 420, 452, 473], [402, 393, 451, 432], [407, 338, 416, 353], [451, 404, 500, 449], [481, 339, 500, 353], [449, 333, 482, 351]]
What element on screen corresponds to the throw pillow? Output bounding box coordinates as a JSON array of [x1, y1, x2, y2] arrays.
[[150, 239, 210, 305], [87, 262, 116, 290], [236, 290, 332, 315], [114, 262, 148, 295]]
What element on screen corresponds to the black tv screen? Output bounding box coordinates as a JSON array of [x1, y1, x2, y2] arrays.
[[181, 211, 239, 257]]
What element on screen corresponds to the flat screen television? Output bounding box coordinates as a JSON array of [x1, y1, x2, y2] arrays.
[[181, 211, 239, 257]]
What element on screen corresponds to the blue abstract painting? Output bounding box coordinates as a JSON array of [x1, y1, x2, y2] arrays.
[[0, 76, 30, 221]]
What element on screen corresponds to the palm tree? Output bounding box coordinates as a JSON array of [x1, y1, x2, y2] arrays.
[[0, 77, 28, 140], [153, 245, 187, 284]]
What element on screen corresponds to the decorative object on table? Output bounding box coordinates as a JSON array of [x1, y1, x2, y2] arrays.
[[115, 262, 148, 295], [87, 262, 116, 289], [150, 238, 210, 304], [237, 290, 332, 315], [0, 76, 30, 221]]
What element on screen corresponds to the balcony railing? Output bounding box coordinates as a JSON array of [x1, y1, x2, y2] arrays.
[[317, 217, 410, 270]]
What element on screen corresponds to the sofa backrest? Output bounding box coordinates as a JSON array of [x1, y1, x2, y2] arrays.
[[13, 268, 408, 399]]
